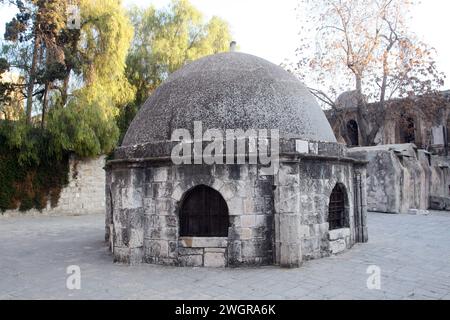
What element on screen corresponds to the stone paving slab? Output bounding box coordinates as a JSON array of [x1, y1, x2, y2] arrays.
[[0, 212, 449, 300]]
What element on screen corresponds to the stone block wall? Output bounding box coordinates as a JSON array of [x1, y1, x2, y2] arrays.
[[4, 155, 106, 216], [297, 160, 357, 260], [349, 144, 450, 214], [106, 163, 274, 267], [106, 139, 368, 268], [270, 154, 366, 267]]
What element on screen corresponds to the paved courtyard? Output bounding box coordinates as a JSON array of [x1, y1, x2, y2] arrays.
[[0, 211, 449, 300]]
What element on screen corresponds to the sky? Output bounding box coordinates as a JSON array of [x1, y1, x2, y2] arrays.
[[1, 0, 449, 89]]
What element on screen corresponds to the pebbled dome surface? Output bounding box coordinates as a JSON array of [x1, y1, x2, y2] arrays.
[[122, 52, 336, 147]]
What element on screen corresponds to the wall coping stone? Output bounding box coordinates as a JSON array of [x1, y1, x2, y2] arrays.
[[179, 237, 228, 248]]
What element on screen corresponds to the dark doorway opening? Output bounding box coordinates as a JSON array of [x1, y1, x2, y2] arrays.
[[400, 117, 416, 144], [346, 120, 359, 147], [180, 185, 229, 237]]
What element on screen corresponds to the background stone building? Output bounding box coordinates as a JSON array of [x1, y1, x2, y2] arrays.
[[328, 90, 450, 152], [105, 52, 368, 268], [327, 90, 450, 214]]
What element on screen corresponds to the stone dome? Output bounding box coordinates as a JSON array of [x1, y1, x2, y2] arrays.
[[335, 90, 367, 109], [122, 52, 336, 147]]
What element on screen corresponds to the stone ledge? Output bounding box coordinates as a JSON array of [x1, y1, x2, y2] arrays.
[[328, 228, 351, 241], [179, 237, 228, 248]]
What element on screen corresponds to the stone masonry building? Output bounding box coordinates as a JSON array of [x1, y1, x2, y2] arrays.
[[327, 91, 450, 214], [105, 52, 368, 268]]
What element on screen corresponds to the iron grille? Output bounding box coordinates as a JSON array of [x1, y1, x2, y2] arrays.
[[328, 185, 348, 230], [180, 185, 229, 237]]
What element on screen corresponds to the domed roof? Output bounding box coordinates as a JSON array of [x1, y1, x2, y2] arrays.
[[335, 90, 367, 109], [122, 52, 336, 147]]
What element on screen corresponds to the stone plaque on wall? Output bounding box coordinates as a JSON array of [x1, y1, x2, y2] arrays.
[[432, 126, 446, 146], [296, 140, 309, 154]]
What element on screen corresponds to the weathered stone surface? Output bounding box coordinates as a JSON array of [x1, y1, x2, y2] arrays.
[[329, 239, 347, 254], [430, 195, 450, 211], [178, 248, 204, 256], [408, 209, 430, 216], [113, 246, 130, 264], [145, 239, 169, 258], [121, 187, 143, 209], [204, 252, 226, 268], [153, 167, 170, 182], [120, 52, 336, 153], [204, 248, 226, 253], [178, 255, 203, 267], [227, 196, 244, 216], [4, 155, 107, 217], [328, 228, 351, 241], [105, 51, 367, 269], [129, 228, 144, 248], [129, 247, 144, 265], [240, 215, 256, 228], [238, 228, 253, 240], [349, 144, 450, 214], [279, 243, 302, 268], [179, 237, 228, 248]]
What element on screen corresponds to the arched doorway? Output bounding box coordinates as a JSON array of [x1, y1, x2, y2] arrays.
[[400, 116, 416, 144], [180, 185, 229, 237], [328, 184, 349, 230], [346, 120, 359, 147]]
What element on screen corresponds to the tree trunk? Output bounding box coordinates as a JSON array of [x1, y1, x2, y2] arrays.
[[41, 82, 49, 129], [355, 74, 362, 96], [354, 74, 370, 145], [26, 34, 41, 124], [61, 74, 70, 107]]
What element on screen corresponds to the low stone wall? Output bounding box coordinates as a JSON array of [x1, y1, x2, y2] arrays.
[[349, 144, 450, 214], [2, 155, 106, 216]]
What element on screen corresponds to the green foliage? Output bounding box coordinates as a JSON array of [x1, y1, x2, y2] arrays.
[[125, 0, 232, 106], [0, 0, 233, 213], [0, 58, 9, 74], [116, 103, 138, 145], [75, 0, 136, 118], [47, 100, 120, 158], [0, 121, 69, 213], [0, 96, 118, 213], [119, 0, 232, 139], [1, 0, 136, 121]]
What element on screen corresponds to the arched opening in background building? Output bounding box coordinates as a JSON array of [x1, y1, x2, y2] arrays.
[[346, 120, 359, 147], [400, 116, 416, 144]]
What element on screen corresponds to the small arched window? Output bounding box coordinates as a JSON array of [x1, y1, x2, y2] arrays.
[[180, 185, 229, 237], [328, 184, 349, 230], [346, 120, 359, 147]]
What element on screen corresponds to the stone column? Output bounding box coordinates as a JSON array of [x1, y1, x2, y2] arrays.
[[105, 167, 113, 248], [274, 162, 302, 268], [111, 166, 145, 264], [354, 165, 368, 243]]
